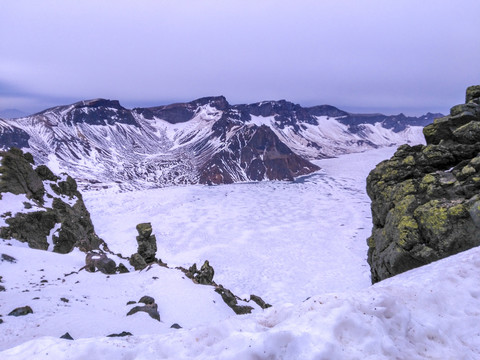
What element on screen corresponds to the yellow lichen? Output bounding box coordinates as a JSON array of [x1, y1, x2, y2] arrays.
[[448, 203, 467, 217], [402, 155, 415, 166], [422, 174, 436, 184], [461, 165, 476, 176], [414, 200, 448, 235]]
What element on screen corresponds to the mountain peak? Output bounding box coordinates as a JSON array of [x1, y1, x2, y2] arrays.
[[72, 99, 124, 110]]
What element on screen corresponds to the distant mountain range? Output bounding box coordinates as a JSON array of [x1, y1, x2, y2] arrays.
[[0, 108, 27, 119], [0, 96, 442, 189]]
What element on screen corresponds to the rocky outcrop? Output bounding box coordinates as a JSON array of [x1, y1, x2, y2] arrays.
[[0, 148, 103, 253], [367, 86, 480, 283], [128, 223, 159, 270]]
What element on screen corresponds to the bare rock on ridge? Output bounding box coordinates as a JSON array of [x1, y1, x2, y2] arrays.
[[0, 147, 103, 253]]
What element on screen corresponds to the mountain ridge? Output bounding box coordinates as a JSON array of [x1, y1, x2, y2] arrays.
[[0, 96, 441, 189]]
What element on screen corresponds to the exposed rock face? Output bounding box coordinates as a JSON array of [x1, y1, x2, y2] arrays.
[[199, 125, 320, 184], [0, 148, 103, 253], [0, 119, 30, 150], [367, 86, 480, 283]]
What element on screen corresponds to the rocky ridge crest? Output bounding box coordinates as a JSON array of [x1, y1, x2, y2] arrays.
[[0, 147, 103, 253], [367, 85, 480, 283]]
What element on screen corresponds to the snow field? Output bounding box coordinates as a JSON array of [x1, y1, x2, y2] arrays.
[[82, 148, 397, 304], [3, 147, 480, 358], [2, 246, 480, 359]]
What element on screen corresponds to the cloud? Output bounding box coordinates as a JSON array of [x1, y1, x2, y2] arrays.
[[1, 0, 479, 115]]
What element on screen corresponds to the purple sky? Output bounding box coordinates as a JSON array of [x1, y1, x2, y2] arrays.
[[1, 0, 479, 116]]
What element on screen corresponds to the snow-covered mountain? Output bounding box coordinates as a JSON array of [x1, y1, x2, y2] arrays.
[[0, 97, 440, 189]]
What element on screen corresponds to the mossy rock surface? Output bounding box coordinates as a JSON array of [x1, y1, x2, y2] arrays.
[[367, 86, 480, 283]]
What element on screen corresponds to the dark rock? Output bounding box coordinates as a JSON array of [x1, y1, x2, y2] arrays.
[[195, 260, 214, 285], [0, 121, 30, 150], [138, 295, 155, 305], [129, 253, 147, 271], [126, 301, 136, 305], [250, 294, 272, 309], [117, 263, 129, 273], [135, 223, 157, 263], [0, 147, 45, 202], [35, 165, 59, 181], [85, 253, 117, 274], [466, 85, 480, 103], [0, 148, 103, 253], [8, 306, 33, 316], [199, 125, 320, 184], [3, 211, 56, 250], [170, 323, 182, 329], [60, 297, 69, 303], [215, 286, 253, 315], [60, 332, 74, 340], [107, 331, 132, 337], [126, 303, 160, 321], [1, 253, 16, 263], [0, 285, 5, 292], [0, 318, 3, 324], [367, 86, 480, 283]]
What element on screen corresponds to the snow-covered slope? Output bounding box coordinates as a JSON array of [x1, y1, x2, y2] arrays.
[[2, 148, 479, 358], [3, 246, 479, 359], [0, 97, 440, 189]]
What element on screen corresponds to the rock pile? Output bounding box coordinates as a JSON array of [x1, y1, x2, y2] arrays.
[[129, 222, 158, 270], [367, 85, 480, 283]]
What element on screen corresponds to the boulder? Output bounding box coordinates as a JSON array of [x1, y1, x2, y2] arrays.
[[129, 253, 147, 271], [126, 303, 160, 321], [250, 294, 272, 309], [8, 306, 33, 316], [367, 85, 480, 283], [138, 295, 155, 305], [117, 263, 129, 273], [60, 332, 74, 340], [107, 331, 132, 337], [85, 253, 117, 274]]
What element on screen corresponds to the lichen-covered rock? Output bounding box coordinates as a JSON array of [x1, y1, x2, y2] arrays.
[[135, 222, 157, 263], [195, 260, 215, 285], [367, 86, 480, 283], [129, 252, 147, 270], [0, 147, 103, 253]]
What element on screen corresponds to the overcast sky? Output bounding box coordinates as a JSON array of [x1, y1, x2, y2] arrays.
[[1, 0, 479, 116]]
